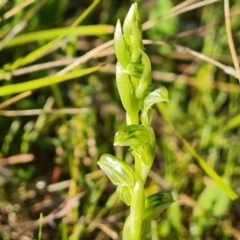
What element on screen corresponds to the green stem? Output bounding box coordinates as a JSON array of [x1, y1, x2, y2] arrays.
[[123, 180, 145, 240]]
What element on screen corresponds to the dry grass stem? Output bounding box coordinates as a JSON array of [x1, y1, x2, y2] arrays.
[[224, 0, 240, 82], [0, 0, 35, 22], [0, 108, 90, 117], [56, 40, 114, 76], [101, 64, 240, 93], [143, 0, 220, 30], [0, 91, 32, 109], [175, 45, 238, 78], [0, 153, 34, 165]]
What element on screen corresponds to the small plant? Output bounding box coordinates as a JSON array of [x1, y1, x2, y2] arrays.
[[97, 3, 174, 239]]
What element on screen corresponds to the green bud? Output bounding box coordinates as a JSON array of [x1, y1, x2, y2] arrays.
[[140, 109, 153, 125], [116, 62, 139, 125], [98, 154, 136, 187], [130, 24, 143, 62], [136, 50, 152, 99], [143, 192, 175, 221], [133, 3, 142, 30], [123, 3, 143, 62], [114, 124, 150, 148], [114, 124, 156, 175], [114, 20, 130, 67], [123, 3, 136, 46], [124, 62, 144, 79]]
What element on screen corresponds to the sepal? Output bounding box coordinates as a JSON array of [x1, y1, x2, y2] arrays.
[[124, 62, 144, 79], [123, 3, 140, 45], [114, 20, 130, 67], [123, 3, 143, 62], [130, 22, 143, 62], [117, 185, 132, 206], [140, 108, 153, 126], [140, 85, 169, 125], [143, 85, 169, 111], [135, 50, 151, 99], [114, 124, 150, 148], [97, 154, 135, 187], [116, 62, 139, 125], [143, 192, 174, 221]]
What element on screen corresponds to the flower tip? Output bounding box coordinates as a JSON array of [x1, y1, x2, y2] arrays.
[[115, 19, 122, 35]]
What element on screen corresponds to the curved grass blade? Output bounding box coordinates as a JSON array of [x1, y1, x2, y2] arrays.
[[0, 65, 100, 96], [5, 25, 114, 48]]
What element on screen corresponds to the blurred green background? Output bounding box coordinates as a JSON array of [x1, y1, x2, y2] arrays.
[[0, 0, 240, 239]]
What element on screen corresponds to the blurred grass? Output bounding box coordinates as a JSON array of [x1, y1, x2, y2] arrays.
[[0, 0, 240, 240]]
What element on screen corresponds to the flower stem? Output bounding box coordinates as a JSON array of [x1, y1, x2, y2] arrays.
[[123, 180, 145, 240]]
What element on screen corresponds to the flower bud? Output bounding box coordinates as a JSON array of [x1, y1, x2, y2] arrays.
[[114, 20, 130, 67], [143, 192, 175, 221], [123, 3, 143, 62], [116, 62, 139, 125], [136, 50, 151, 99]]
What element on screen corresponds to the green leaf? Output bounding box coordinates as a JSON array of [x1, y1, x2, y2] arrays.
[[117, 185, 132, 206], [194, 178, 230, 218], [143, 192, 174, 221], [4, 0, 101, 70], [141, 220, 151, 237], [97, 154, 135, 187], [0, 66, 101, 96], [191, 179, 231, 239], [148, 0, 178, 39], [6, 25, 114, 48]]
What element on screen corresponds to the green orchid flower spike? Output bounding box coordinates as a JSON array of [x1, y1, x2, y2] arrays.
[[97, 3, 174, 239]]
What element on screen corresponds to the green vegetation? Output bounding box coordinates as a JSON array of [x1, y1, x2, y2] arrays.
[[98, 4, 174, 239], [0, 0, 240, 239]]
